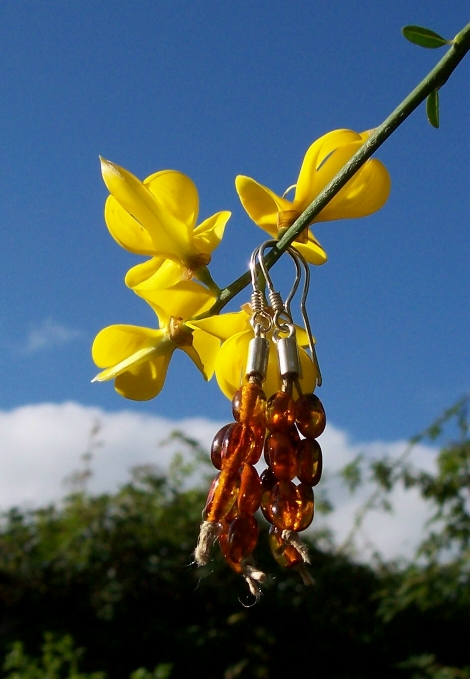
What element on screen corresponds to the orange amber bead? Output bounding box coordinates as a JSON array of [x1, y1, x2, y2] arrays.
[[203, 469, 240, 522], [270, 480, 314, 531], [232, 382, 266, 426], [245, 420, 266, 465], [270, 480, 299, 530], [210, 423, 231, 470], [295, 393, 326, 439], [220, 423, 255, 469], [237, 464, 261, 516], [265, 432, 297, 481], [297, 438, 323, 486], [260, 468, 277, 523], [296, 483, 314, 531], [266, 391, 296, 432], [269, 525, 303, 569], [227, 515, 259, 563]]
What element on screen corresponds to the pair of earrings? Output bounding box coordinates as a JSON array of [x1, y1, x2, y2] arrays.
[[195, 242, 326, 596]]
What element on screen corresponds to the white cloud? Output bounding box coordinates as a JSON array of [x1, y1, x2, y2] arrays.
[[19, 318, 82, 354], [0, 402, 438, 562]]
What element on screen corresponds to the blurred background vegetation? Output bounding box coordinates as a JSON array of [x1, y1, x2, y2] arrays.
[[0, 397, 468, 679]]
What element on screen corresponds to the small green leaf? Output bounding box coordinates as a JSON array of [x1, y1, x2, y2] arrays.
[[426, 89, 440, 128], [402, 25, 450, 49]]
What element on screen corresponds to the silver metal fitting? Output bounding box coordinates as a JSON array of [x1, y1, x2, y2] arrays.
[[277, 336, 301, 378], [245, 336, 269, 381]]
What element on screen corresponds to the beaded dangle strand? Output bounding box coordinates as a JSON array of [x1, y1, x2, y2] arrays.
[[194, 243, 326, 595]]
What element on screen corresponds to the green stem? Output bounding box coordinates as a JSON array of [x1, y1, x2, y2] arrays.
[[196, 21, 470, 320], [193, 265, 221, 295]]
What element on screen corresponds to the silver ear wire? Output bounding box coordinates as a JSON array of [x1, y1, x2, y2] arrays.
[[286, 247, 323, 388]]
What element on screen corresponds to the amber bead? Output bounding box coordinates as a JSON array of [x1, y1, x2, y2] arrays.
[[266, 391, 296, 432], [227, 515, 259, 563], [295, 393, 326, 439], [260, 468, 277, 523], [270, 480, 314, 531], [245, 420, 266, 465], [289, 424, 301, 449], [297, 438, 323, 486], [265, 431, 297, 481], [270, 480, 299, 530], [237, 464, 261, 516], [232, 382, 266, 427], [296, 483, 314, 531], [210, 423, 231, 470], [220, 423, 255, 470], [269, 525, 303, 569], [203, 469, 240, 522], [218, 529, 242, 573]]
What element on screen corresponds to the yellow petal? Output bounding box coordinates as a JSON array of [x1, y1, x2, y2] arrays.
[[144, 170, 199, 229], [125, 257, 185, 291], [92, 324, 165, 369], [193, 211, 231, 254], [92, 344, 170, 382], [100, 158, 192, 261], [188, 309, 250, 341], [187, 329, 221, 380], [235, 175, 291, 232], [291, 231, 328, 265], [104, 196, 155, 256], [309, 140, 364, 202], [298, 347, 318, 395], [295, 130, 362, 208], [214, 331, 248, 399], [317, 158, 391, 221], [137, 281, 216, 326], [214, 331, 282, 400], [114, 351, 173, 401]]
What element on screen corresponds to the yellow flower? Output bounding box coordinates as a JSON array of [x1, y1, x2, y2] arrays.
[[92, 282, 220, 400], [189, 306, 319, 400], [100, 158, 231, 290], [235, 129, 391, 265]]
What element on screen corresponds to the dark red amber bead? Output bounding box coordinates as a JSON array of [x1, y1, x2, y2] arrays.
[[289, 424, 301, 448], [218, 529, 242, 574], [210, 423, 231, 470], [220, 423, 254, 469], [237, 464, 261, 515], [203, 469, 240, 522], [227, 515, 259, 563], [265, 431, 297, 481], [232, 382, 266, 426], [266, 391, 296, 432], [269, 525, 303, 569], [295, 393, 326, 439], [297, 438, 323, 486]]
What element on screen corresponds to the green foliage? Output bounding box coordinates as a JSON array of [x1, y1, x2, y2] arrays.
[[1, 413, 470, 678], [397, 654, 470, 679], [3, 633, 106, 679], [402, 26, 450, 49], [339, 454, 363, 493]]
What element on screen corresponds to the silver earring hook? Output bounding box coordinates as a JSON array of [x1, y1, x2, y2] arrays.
[[249, 245, 272, 337], [285, 247, 322, 388]]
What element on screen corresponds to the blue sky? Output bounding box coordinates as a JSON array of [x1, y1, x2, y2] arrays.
[[1, 1, 468, 444]]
